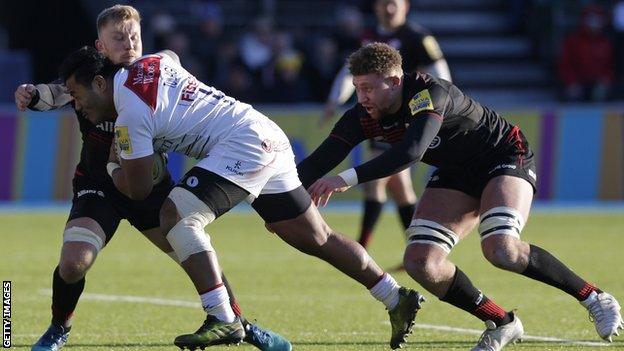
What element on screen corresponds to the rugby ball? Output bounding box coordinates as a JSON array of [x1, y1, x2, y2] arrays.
[[152, 152, 168, 184]]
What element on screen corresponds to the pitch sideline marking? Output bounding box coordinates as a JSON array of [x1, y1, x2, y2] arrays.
[[38, 290, 610, 347]]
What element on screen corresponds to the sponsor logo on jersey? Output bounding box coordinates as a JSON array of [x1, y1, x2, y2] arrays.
[[180, 77, 199, 104], [488, 164, 517, 174], [186, 176, 199, 187], [428, 136, 441, 149], [225, 160, 245, 176], [96, 121, 115, 132], [76, 189, 105, 198], [124, 56, 161, 111], [409, 89, 434, 115], [115, 126, 133, 154]]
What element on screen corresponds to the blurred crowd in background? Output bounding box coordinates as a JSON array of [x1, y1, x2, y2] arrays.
[[1, 0, 623, 105]]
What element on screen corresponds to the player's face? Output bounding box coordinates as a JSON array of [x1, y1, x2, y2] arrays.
[[374, 0, 409, 28], [96, 19, 142, 65], [353, 73, 401, 119], [66, 75, 116, 125]]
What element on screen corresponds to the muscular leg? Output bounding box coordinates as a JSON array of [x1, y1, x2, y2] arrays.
[[53, 217, 106, 329], [270, 204, 385, 288], [480, 175, 599, 300], [403, 188, 513, 326]]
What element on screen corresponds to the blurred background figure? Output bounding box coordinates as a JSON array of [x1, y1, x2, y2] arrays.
[[557, 3, 615, 102]]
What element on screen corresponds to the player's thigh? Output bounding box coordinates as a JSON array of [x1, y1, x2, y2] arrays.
[[480, 175, 534, 221], [387, 168, 417, 204], [415, 187, 480, 238]]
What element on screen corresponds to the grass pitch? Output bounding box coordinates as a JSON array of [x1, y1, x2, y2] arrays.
[[1, 209, 623, 350]]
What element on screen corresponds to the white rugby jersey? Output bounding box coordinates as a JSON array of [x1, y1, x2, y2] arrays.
[[113, 53, 261, 160]]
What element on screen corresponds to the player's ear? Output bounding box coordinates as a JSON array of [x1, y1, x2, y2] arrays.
[[95, 38, 104, 53], [92, 75, 108, 93]]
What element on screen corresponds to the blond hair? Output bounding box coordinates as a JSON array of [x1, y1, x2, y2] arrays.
[[348, 42, 403, 76], [96, 5, 141, 32]]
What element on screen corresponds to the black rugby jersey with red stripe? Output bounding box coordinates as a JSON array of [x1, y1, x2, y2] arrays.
[[297, 72, 522, 187]]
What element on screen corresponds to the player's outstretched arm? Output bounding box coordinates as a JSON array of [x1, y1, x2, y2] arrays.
[[14, 82, 72, 112]]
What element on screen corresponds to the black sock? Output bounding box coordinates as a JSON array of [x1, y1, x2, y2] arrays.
[[51, 266, 85, 329], [441, 267, 512, 326], [521, 245, 598, 301], [358, 200, 384, 248], [397, 203, 417, 230]]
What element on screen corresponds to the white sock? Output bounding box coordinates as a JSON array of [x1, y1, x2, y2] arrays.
[[369, 273, 400, 310], [200, 285, 236, 322]]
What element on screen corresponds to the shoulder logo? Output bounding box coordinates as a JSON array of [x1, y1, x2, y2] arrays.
[[114, 126, 133, 154], [124, 56, 161, 111], [409, 89, 434, 115]]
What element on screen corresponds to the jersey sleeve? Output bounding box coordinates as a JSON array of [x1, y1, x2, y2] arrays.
[[113, 70, 156, 160], [329, 107, 366, 147], [407, 81, 451, 119]]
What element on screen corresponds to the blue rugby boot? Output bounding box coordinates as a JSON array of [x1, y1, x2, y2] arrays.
[[31, 324, 70, 351], [242, 318, 292, 351]]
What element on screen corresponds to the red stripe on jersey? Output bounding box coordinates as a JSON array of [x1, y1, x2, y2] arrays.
[[330, 133, 354, 147], [124, 56, 161, 111]]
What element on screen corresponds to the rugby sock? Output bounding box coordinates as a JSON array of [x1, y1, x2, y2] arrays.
[[221, 274, 243, 317], [397, 203, 417, 230], [441, 267, 512, 326], [200, 283, 236, 322], [358, 200, 384, 248], [369, 273, 400, 309], [230, 300, 243, 317], [51, 266, 84, 329], [521, 244, 600, 301]]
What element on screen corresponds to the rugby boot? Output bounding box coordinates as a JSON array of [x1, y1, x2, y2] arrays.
[[242, 318, 292, 351], [581, 291, 624, 342], [388, 287, 425, 349], [174, 315, 245, 350], [31, 324, 70, 351], [471, 312, 524, 351]]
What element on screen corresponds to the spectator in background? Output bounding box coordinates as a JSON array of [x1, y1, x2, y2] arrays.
[[304, 37, 343, 101], [239, 16, 275, 99], [333, 6, 364, 59], [165, 31, 206, 80], [189, 1, 224, 83], [150, 8, 177, 50], [270, 32, 310, 102], [557, 3, 615, 102], [612, 1, 624, 99]]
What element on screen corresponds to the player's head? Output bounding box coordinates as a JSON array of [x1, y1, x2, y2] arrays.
[[348, 42, 403, 119], [95, 5, 142, 65], [374, 0, 409, 29], [59, 46, 119, 125]]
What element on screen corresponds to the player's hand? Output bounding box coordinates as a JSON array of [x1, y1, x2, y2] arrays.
[[14, 84, 36, 111], [307, 176, 351, 207], [318, 101, 337, 127]]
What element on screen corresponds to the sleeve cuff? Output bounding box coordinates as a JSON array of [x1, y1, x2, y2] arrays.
[[338, 168, 358, 187]]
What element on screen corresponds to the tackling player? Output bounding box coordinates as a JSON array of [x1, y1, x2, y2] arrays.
[[57, 45, 425, 350], [322, 0, 451, 266], [298, 42, 623, 350], [15, 5, 290, 351]]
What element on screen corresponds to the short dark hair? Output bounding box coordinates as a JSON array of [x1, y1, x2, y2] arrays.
[[59, 46, 119, 86], [348, 42, 403, 76]]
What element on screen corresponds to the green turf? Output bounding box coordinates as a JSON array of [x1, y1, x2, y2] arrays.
[[1, 211, 623, 350]]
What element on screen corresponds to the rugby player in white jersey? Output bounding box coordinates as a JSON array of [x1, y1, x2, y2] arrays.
[[57, 46, 425, 350], [16, 5, 291, 351]]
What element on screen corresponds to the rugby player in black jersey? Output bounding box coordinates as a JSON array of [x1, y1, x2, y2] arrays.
[[14, 5, 290, 351], [298, 42, 623, 350], [322, 0, 451, 268]]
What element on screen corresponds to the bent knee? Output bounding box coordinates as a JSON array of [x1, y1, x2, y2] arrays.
[[481, 238, 529, 271], [403, 247, 445, 282], [58, 254, 92, 283], [159, 198, 180, 232]]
